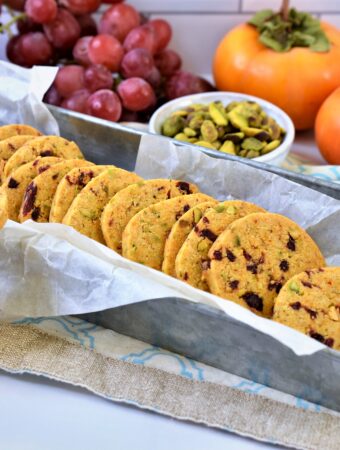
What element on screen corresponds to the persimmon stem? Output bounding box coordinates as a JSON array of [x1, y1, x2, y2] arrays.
[[281, 0, 290, 21]]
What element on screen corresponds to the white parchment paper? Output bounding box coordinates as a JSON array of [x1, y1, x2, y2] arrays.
[[0, 61, 59, 135], [0, 63, 339, 356]]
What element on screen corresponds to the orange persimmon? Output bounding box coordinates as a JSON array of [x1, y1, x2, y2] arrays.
[[315, 87, 340, 164], [213, 21, 340, 130]]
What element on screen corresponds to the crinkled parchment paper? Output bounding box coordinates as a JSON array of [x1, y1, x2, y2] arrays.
[[0, 61, 59, 135], [0, 64, 340, 356]]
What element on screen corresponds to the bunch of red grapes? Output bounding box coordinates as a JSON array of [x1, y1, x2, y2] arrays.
[[3, 0, 214, 123]]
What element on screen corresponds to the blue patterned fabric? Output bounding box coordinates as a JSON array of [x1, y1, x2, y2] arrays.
[[12, 316, 337, 416]]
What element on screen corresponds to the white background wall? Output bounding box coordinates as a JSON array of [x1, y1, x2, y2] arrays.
[[1, 0, 340, 76]]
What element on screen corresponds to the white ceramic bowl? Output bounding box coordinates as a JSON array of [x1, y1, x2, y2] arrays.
[[149, 92, 295, 166]]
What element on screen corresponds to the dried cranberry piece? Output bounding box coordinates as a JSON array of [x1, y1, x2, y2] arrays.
[[40, 150, 54, 157], [31, 206, 40, 221], [7, 178, 19, 188], [309, 331, 325, 343], [226, 249, 236, 262], [325, 338, 334, 348], [52, 173, 58, 180], [201, 229, 217, 242], [268, 281, 283, 293], [213, 250, 222, 260], [242, 249, 252, 261], [241, 292, 263, 311], [202, 216, 209, 224], [183, 204, 190, 213], [229, 280, 239, 290], [290, 302, 301, 310], [287, 233, 296, 251], [183, 272, 188, 281], [305, 307, 317, 319], [279, 260, 289, 272], [176, 181, 191, 194], [302, 280, 313, 288], [22, 182, 37, 216], [246, 264, 258, 274], [38, 165, 51, 174]]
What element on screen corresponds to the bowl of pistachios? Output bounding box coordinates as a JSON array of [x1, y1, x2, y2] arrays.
[[149, 92, 295, 166]]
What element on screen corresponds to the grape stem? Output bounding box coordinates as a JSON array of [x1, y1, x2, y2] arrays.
[[0, 9, 27, 37]]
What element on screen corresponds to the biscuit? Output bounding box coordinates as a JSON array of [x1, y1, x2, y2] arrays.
[[162, 201, 218, 277], [0, 124, 42, 141], [175, 201, 265, 291], [50, 165, 111, 223], [0, 186, 8, 229], [101, 179, 199, 254], [273, 267, 340, 350], [3, 157, 63, 221], [63, 167, 142, 243], [19, 159, 94, 223], [0, 135, 36, 183], [122, 193, 214, 270], [205, 213, 325, 317], [4, 136, 83, 179]]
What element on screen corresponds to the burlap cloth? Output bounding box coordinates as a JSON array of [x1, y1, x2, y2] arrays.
[[0, 321, 339, 450]]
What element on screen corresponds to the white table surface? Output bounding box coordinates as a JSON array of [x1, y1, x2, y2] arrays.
[[0, 370, 280, 450]]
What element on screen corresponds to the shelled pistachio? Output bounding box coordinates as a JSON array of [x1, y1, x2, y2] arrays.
[[161, 100, 286, 159]]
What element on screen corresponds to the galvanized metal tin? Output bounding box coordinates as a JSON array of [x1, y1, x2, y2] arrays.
[[49, 106, 340, 411], [49, 105, 340, 200]]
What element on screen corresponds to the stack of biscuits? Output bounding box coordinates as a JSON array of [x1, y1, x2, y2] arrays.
[[0, 124, 338, 350]]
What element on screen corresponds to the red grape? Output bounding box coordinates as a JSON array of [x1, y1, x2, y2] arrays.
[[6, 36, 26, 66], [88, 34, 123, 72], [59, 0, 101, 15], [147, 19, 172, 53], [55, 65, 85, 98], [15, 32, 53, 67], [165, 71, 214, 100], [17, 17, 42, 34], [155, 49, 182, 77], [145, 66, 161, 89], [25, 0, 57, 24], [117, 77, 156, 112], [121, 48, 154, 79], [99, 3, 140, 42], [43, 8, 81, 49], [43, 85, 62, 107], [4, 0, 25, 11], [86, 89, 122, 122], [84, 64, 113, 92], [73, 36, 92, 66], [120, 108, 139, 122], [77, 14, 97, 36], [61, 89, 91, 113], [123, 25, 155, 54]]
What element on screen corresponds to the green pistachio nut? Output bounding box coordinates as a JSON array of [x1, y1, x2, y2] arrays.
[[193, 208, 203, 223], [184, 127, 196, 137], [289, 281, 301, 294], [241, 137, 265, 152], [227, 109, 249, 130], [195, 140, 216, 149], [174, 133, 191, 142], [209, 102, 228, 126], [243, 127, 265, 137], [262, 139, 281, 154], [220, 140, 236, 155], [200, 120, 218, 143], [162, 116, 185, 137]]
